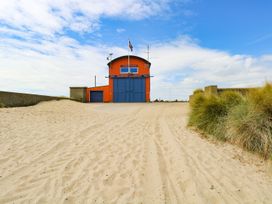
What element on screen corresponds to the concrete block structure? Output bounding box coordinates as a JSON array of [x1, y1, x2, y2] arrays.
[[71, 55, 151, 103], [204, 85, 218, 96], [189, 85, 257, 101], [70, 87, 87, 102]]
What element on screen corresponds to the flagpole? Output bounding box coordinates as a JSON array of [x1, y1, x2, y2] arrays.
[[147, 44, 150, 61], [128, 39, 130, 72]]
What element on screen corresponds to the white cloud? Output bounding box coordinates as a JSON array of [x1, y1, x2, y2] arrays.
[[1, 35, 271, 100], [0, 0, 175, 36], [0, 0, 270, 100], [138, 36, 272, 100], [116, 28, 126, 33], [0, 35, 127, 96]]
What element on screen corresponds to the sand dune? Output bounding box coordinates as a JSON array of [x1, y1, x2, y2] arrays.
[[0, 100, 272, 204]]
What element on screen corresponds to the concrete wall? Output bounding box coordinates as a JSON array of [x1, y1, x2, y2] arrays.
[[70, 87, 87, 102], [189, 85, 257, 101], [217, 87, 255, 95], [0, 91, 64, 107], [204, 85, 218, 96], [206, 85, 256, 96]]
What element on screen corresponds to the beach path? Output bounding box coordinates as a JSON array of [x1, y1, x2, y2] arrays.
[[0, 101, 271, 204]]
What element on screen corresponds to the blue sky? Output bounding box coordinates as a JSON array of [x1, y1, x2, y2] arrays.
[[191, 0, 272, 55], [0, 0, 271, 100], [69, 0, 272, 55]]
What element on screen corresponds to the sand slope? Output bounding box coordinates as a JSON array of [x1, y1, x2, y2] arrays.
[[0, 100, 271, 204]]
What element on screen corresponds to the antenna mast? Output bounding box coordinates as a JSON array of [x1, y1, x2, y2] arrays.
[[147, 44, 150, 61]]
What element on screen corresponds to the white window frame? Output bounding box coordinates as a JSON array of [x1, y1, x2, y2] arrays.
[[120, 67, 129, 74], [120, 66, 139, 74], [130, 67, 138, 74]]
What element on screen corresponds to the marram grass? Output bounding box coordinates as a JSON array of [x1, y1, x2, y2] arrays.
[[189, 83, 272, 159], [0, 102, 5, 108]]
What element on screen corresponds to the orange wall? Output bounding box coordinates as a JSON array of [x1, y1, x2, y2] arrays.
[[86, 56, 151, 102], [108, 56, 150, 102], [108, 57, 150, 76], [146, 77, 150, 102], [86, 86, 110, 102]]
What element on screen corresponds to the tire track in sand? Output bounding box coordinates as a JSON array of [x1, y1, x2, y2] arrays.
[[1, 102, 272, 204]]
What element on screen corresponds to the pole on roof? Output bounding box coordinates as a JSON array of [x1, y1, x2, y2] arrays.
[[128, 39, 130, 73], [128, 39, 133, 73], [147, 44, 150, 61], [95, 75, 96, 87]]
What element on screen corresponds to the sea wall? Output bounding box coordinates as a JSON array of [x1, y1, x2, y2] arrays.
[[0, 91, 65, 107]]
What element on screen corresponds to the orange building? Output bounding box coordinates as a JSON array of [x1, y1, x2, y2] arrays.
[[85, 55, 151, 102]]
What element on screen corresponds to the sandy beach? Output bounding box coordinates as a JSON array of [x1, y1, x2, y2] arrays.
[[0, 100, 272, 204]]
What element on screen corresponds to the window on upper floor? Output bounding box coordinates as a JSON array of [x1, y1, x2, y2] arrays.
[[130, 67, 138, 73], [120, 66, 138, 74], [120, 67, 129, 73]]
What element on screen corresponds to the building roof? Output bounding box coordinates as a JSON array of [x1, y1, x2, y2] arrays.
[[107, 55, 151, 66]]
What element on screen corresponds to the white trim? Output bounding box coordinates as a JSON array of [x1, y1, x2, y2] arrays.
[[120, 66, 138, 74], [130, 67, 138, 74], [120, 67, 129, 74]]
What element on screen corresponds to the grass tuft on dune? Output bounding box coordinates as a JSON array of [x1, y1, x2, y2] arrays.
[[0, 102, 5, 108], [189, 83, 272, 159]]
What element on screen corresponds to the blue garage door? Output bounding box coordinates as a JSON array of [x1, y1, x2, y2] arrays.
[[113, 77, 146, 102], [90, 91, 103, 102]]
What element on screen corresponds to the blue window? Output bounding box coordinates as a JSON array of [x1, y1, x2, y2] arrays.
[[120, 66, 138, 74], [130, 67, 138, 73], [120, 67, 129, 73]]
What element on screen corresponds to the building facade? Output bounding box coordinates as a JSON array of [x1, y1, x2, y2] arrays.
[[70, 55, 151, 103]]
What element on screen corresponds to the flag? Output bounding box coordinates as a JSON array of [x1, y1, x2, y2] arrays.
[[128, 40, 133, 52]]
